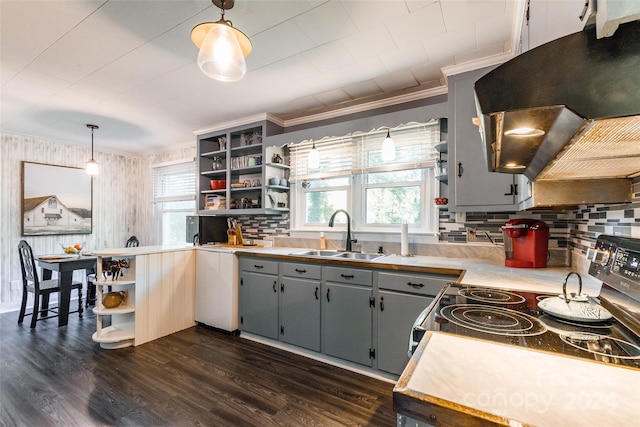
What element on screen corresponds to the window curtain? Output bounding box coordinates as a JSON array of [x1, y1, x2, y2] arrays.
[[289, 119, 443, 180], [152, 160, 196, 203]]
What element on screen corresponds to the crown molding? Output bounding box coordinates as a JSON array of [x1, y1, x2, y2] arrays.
[[193, 113, 284, 136], [440, 51, 515, 84], [280, 85, 448, 128]]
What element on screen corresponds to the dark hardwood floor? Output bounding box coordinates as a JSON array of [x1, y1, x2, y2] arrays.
[[0, 308, 396, 426]]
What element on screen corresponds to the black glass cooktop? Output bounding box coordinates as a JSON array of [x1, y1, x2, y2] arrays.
[[422, 284, 640, 369]]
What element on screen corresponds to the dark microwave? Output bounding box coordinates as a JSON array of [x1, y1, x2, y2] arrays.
[[186, 215, 228, 245]]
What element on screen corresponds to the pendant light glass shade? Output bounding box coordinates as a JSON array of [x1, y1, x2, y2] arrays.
[[85, 160, 99, 175], [85, 124, 99, 176], [308, 141, 320, 169], [381, 129, 396, 161], [191, 1, 252, 83], [197, 21, 247, 82]]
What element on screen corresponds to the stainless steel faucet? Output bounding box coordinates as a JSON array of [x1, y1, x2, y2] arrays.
[[328, 209, 357, 252]]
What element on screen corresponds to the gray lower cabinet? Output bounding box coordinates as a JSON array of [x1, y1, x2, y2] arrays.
[[376, 271, 454, 376], [239, 257, 453, 376], [322, 267, 373, 366], [279, 262, 321, 351], [239, 258, 279, 339], [377, 291, 434, 375]]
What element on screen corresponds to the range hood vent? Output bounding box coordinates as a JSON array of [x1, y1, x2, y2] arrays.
[[474, 19, 640, 182]]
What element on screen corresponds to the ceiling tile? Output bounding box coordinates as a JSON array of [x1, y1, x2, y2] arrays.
[[340, 0, 409, 30], [423, 26, 477, 64], [342, 80, 383, 99], [295, 1, 358, 45], [378, 41, 429, 73], [302, 41, 355, 72], [314, 88, 351, 106], [374, 69, 419, 93], [386, 2, 446, 48], [250, 20, 316, 62], [341, 25, 397, 61], [0, 0, 102, 60]]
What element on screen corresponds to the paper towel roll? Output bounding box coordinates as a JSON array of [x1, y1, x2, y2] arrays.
[[401, 222, 409, 256]]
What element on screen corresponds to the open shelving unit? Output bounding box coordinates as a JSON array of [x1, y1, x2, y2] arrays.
[[197, 119, 289, 215], [91, 255, 136, 349]]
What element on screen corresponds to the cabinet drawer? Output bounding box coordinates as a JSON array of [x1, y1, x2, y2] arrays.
[[281, 262, 321, 280], [377, 271, 450, 296], [325, 266, 372, 286], [240, 258, 278, 275]]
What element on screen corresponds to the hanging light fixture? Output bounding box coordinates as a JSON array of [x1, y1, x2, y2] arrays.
[[308, 140, 320, 169], [191, 0, 252, 82], [381, 128, 396, 161], [85, 124, 99, 176]]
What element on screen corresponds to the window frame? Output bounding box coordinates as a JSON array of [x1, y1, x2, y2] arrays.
[[289, 120, 441, 237], [151, 159, 196, 245]]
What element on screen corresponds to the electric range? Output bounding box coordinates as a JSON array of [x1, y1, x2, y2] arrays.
[[410, 235, 640, 369]]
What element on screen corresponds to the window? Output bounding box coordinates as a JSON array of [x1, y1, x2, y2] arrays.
[[152, 160, 196, 245], [290, 120, 442, 234]]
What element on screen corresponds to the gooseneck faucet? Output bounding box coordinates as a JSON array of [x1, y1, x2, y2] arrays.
[[328, 209, 357, 252]]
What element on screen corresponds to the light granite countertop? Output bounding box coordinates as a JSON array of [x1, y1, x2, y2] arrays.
[[395, 332, 640, 426], [203, 245, 603, 296]]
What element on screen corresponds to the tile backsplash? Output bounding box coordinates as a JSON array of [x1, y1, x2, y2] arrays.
[[236, 200, 639, 267]]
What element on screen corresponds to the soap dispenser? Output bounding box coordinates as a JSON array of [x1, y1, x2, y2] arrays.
[[319, 232, 327, 250]]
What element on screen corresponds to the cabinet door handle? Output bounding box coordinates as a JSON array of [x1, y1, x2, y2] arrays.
[[408, 282, 424, 289], [315, 286, 319, 300], [380, 296, 384, 312], [273, 281, 277, 293], [295, 268, 307, 274], [340, 274, 354, 279], [457, 162, 464, 177], [280, 283, 284, 292], [254, 264, 264, 269], [326, 288, 330, 302], [504, 184, 515, 196]]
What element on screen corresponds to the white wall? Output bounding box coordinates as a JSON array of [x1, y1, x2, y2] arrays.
[[0, 133, 195, 308]]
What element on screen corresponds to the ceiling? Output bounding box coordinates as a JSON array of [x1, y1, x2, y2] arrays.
[[1, 0, 523, 155]]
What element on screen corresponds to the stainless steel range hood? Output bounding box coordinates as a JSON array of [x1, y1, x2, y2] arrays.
[[474, 19, 640, 184]]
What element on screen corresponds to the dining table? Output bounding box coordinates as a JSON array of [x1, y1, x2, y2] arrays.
[[36, 254, 97, 327]]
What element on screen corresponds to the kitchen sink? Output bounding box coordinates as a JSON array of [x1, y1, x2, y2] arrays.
[[333, 252, 384, 260], [290, 250, 384, 261], [291, 250, 342, 257]]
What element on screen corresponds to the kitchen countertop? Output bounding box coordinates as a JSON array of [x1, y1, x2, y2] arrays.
[[203, 246, 602, 296], [395, 332, 640, 426], [91, 243, 195, 257]]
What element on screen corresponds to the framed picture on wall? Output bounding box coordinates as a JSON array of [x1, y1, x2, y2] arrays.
[[21, 162, 93, 236]]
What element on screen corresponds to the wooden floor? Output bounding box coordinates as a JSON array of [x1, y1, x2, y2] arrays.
[[0, 309, 396, 426]]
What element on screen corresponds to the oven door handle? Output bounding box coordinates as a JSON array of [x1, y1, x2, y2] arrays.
[[408, 305, 432, 357]]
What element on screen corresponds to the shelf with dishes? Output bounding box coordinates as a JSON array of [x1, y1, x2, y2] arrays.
[[196, 119, 288, 214], [92, 255, 136, 349]]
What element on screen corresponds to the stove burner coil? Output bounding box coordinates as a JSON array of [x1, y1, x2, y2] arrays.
[[459, 288, 526, 304], [560, 333, 640, 360], [440, 304, 547, 337]]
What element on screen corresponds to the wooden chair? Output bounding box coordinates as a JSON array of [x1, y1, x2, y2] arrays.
[[125, 236, 140, 247], [86, 236, 139, 306], [17, 240, 83, 328]]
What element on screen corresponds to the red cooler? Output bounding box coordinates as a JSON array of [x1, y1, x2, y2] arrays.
[[501, 219, 549, 268]]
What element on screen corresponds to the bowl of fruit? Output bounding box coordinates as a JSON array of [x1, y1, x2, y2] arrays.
[[60, 242, 84, 255]]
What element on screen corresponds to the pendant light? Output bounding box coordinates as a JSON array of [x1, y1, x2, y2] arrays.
[[308, 140, 320, 169], [85, 124, 99, 176], [191, 0, 252, 82], [381, 129, 396, 161]]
